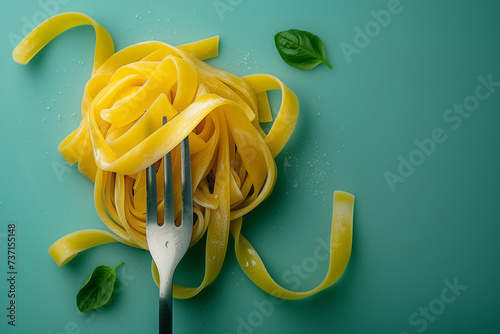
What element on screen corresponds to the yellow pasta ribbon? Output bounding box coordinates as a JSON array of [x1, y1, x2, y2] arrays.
[[13, 12, 355, 299]]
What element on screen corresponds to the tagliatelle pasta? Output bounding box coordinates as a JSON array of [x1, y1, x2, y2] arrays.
[[13, 12, 354, 299]]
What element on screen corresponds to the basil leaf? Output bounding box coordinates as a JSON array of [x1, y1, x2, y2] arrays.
[[274, 29, 332, 71], [77, 262, 124, 312]]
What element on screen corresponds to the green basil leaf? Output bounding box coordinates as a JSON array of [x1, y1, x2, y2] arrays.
[[274, 29, 332, 71], [77, 262, 124, 312]]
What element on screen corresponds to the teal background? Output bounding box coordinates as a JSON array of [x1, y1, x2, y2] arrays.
[[1, 0, 500, 333]]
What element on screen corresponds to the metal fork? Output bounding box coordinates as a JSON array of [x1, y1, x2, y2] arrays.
[[146, 116, 193, 334]]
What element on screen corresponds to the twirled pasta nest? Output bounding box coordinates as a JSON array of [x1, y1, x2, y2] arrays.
[[13, 12, 354, 299]]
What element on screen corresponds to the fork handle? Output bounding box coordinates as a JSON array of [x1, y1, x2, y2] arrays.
[[159, 269, 174, 334]]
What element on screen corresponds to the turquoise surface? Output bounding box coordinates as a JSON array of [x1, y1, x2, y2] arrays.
[[1, 0, 500, 333]]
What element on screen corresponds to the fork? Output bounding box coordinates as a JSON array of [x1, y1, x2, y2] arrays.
[[146, 116, 193, 334]]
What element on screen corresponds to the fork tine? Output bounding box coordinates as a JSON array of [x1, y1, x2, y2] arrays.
[[180, 134, 193, 227], [146, 160, 157, 228], [163, 116, 175, 226]]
